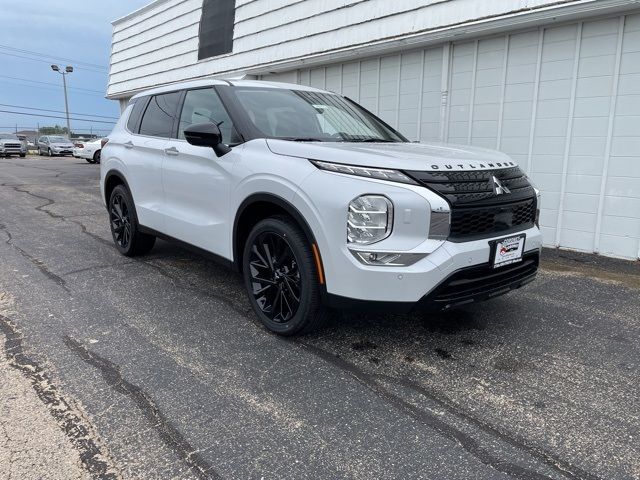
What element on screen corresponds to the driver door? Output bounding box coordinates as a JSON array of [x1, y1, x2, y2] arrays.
[[161, 87, 238, 258]]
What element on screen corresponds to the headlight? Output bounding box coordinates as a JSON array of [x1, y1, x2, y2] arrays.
[[311, 160, 417, 185], [347, 195, 393, 245]]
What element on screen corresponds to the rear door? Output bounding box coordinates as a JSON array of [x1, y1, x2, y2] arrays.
[[127, 92, 181, 232], [161, 87, 239, 257]]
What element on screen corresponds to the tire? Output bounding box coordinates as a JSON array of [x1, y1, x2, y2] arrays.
[[47, 148, 52, 157], [93, 150, 101, 164], [19, 154, 25, 158], [108, 184, 156, 256], [86, 158, 94, 164], [242, 216, 330, 335]]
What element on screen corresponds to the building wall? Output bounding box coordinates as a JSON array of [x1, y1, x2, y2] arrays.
[[108, 0, 628, 99], [261, 13, 640, 259], [107, 1, 640, 259]]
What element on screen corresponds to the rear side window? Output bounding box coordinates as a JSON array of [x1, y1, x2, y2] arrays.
[[127, 97, 148, 133], [138, 92, 181, 138]]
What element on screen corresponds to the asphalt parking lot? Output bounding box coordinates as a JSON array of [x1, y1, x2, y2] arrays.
[[0, 155, 639, 480]]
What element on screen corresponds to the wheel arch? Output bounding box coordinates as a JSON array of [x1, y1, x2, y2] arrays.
[[232, 193, 320, 275], [103, 169, 132, 206]]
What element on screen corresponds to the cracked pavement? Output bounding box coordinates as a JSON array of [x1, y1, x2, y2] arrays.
[[0, 155, 639, 479]]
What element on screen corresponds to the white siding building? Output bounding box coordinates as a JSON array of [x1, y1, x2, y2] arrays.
[[108, 0, 640, 260]]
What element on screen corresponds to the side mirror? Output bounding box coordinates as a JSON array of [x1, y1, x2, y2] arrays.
[[183, 122, 231, 157]]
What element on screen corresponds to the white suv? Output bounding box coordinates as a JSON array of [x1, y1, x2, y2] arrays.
[[100, 79, 542, 335]]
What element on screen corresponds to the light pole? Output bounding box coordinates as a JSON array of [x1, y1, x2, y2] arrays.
[[51, 65, 73, 137]]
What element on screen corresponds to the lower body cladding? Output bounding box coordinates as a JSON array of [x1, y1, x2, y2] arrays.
[[322, 225, 543, 313]]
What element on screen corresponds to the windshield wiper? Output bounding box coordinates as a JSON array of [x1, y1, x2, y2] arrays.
[[279, 137, 326, 142], [348, 138, 398, 143]]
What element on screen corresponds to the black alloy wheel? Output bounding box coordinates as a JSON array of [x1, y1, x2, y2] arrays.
[[242, 216, 330, 335], [248, 231, 302, 323], [110, 191, 131, 249], [108, 184, 155, 256]]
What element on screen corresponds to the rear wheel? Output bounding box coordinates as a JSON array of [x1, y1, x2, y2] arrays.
[[242, 216, 329, 335], [108, 185, 155, 256]]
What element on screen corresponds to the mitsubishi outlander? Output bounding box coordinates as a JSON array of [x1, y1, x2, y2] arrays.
[[100, 79, 542, 335]]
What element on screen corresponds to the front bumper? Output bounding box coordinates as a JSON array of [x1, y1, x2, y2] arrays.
[[322, 224, 543, 306], [326, 250, 539, 312], [0, 148, 23, 155]]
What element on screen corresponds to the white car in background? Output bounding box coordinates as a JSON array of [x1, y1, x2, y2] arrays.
[[74, 138, 102, 163]]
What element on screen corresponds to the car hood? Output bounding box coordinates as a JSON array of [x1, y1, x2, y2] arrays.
[[0, 139, 21, 144], [266, 140, 516, 171]]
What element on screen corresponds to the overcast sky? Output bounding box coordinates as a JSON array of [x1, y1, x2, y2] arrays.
[[0, 0, 150, 136]]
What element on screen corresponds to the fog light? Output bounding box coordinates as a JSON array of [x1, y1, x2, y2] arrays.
[[350, 250, 426, 266], [347, 195, 393, 245]]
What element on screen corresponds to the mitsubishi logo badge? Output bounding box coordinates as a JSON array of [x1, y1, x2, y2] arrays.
[[492, 176, 510, 195]]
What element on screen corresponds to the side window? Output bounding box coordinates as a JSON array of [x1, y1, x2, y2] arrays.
[[178, 88, 235, 143], [127, 97, 148, 133], [138, 92, 181, 138]]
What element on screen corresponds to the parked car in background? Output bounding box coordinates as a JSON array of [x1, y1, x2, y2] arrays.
[[73, 141, 84, 158], [0, 133, 27, 158], [73, 138, 102, 163], [37, 135, 75, 156]]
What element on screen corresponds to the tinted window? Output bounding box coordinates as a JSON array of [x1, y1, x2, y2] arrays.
[[178, 88, 236, 143], [198, 0, 235, 60], [231, 88, 406, 142], [127, 97, 148, 133], [139, 92, 181, 138]]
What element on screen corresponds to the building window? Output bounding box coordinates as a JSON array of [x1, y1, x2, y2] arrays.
[[198, 0, 236, 60]]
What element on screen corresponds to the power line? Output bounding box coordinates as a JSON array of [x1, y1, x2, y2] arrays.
[[0, 51, 106, 74], [0, 103, 119, 120], [0, 75, 105, 93], [0, 44, 108, 71], [0, 80, 105, 98], [0, 110, 116, 124]]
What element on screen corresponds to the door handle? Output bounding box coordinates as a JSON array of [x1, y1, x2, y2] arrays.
[[123, 141, 134, 149], [164, 146, 179, 156]]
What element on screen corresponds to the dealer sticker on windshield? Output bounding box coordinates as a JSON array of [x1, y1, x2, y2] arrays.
[[491, 234, 525, 269]]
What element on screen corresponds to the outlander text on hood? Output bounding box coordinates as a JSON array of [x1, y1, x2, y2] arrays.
[[100, 79, 542, 335]]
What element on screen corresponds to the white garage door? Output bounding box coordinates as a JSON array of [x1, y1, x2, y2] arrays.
[[265, 13, 640, 260]]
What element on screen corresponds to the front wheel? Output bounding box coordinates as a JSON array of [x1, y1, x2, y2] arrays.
[[47, 148, 52, 157], [108, 185, 155, 256], [242, 216, 330, 335], [93, 150, 101, 164]]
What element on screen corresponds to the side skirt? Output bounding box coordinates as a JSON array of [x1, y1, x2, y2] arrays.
[[137, 225, 234, 270]]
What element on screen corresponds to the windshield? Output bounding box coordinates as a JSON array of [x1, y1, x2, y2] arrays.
[[49, 136, 68, 142], [0, 134, 19, 140], [230, 87, 407, 143]]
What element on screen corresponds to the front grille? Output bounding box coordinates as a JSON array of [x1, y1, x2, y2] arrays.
[[3, 143, 21, 149], [450, 198, 536, 238], [421, 252, 539, 310], [405, 167, 537, 241]]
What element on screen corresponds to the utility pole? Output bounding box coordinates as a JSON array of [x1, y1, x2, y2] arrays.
[[50, 64, 73, 137]]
